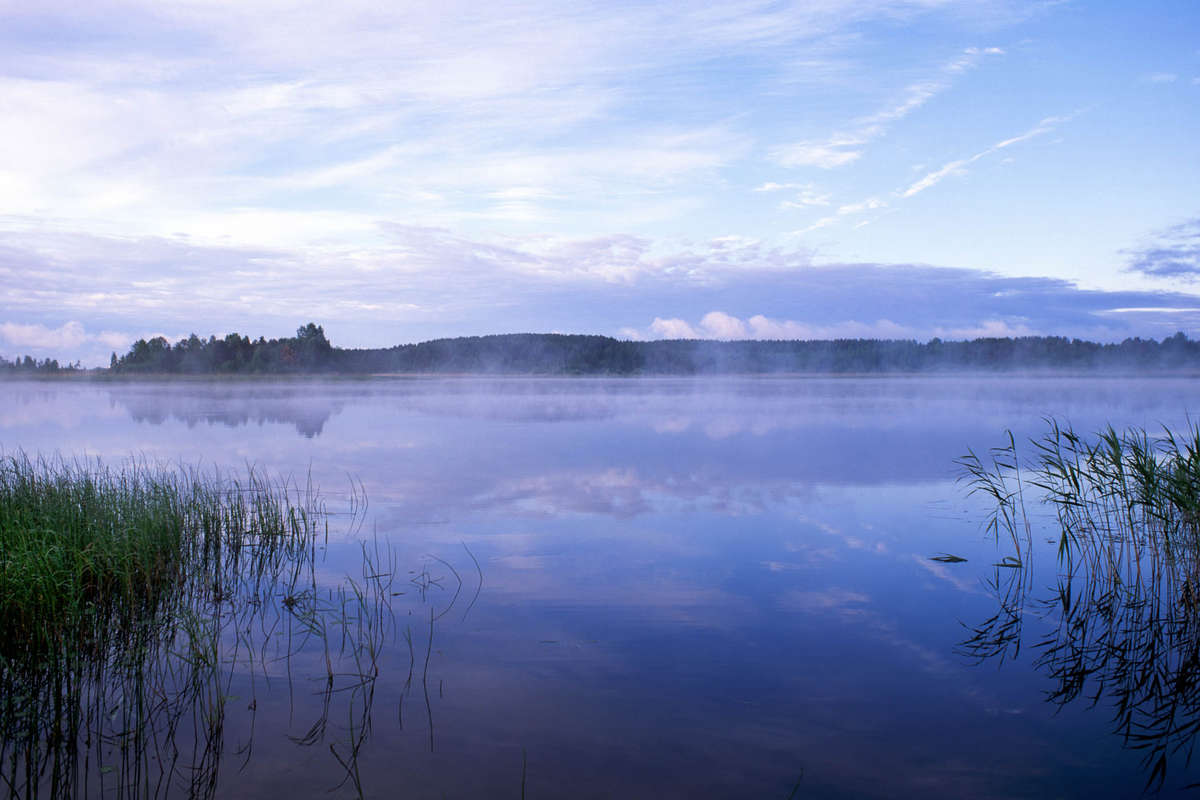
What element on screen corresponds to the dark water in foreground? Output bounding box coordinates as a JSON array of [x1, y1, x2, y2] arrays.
[[2, 375, 1199, 798]]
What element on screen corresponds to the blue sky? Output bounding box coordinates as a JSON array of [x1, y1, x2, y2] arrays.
[[1, 0, 1198, 364]]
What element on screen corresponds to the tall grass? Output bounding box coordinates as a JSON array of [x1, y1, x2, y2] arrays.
[[0, 452, 404, 799], [958, 420, 1200, 791], [0, 453, 317, 662], [961, 419, 1200, 565]]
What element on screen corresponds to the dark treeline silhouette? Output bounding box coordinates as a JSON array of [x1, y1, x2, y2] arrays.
[[1, 355, 81, 375], [107, 323, 1200, 375], [336, 333, 643, 374], [112, 323, 334, 374]]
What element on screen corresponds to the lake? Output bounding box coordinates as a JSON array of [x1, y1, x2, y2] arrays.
[[2, 375, 1198, 798]]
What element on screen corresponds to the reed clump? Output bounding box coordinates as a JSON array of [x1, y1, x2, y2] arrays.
[[958, 420, 1200, 791], [0, 452, 336, 798], [0, 452, 317, 664], [959, 419, 1200, 567]]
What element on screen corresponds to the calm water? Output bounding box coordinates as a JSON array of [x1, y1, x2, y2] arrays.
[[2, 375, 1199, 798]]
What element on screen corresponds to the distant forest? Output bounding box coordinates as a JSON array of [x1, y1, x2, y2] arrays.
[[1, 355, 81, 375], [91, 322, 1200, 375]]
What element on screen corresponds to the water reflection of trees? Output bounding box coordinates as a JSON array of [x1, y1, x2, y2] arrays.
[[109, 386, 343, 438], [959, 422, 1200, 792]]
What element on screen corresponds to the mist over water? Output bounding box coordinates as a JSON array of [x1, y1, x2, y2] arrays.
[[2, 375, 1198, 797]]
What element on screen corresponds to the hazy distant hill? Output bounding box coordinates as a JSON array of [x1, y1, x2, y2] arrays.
[[101, 323, 1200, 375]]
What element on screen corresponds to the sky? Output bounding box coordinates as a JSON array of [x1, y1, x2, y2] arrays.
[[1, 0, 1199, 365]]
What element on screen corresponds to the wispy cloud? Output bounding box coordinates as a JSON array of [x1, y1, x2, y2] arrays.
[[788, 195, 886, 234], [1, 0, 1194, 362], [773, 139, 866, 169], [0, 0, 1021, 250], [837, 197, 886, 215], [784, 111, 1072, 236], [901, 114, 1069, 198], [1125, 218, 1200, 279], [786, 187, 834, 208], [771, 46, 1004, 169]]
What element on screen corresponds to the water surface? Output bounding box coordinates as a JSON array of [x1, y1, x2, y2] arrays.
[[2, 376, 1197, 797]]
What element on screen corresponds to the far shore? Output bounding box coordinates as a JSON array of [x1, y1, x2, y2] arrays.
[[6, 368, 1200, 381]]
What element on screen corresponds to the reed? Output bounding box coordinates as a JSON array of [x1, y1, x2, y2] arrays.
[[958, 420, 1200, 791], [958, 419, 1200, 568], [0, 452, 318, 664], [0, 452, 374, 799], [0, 452, 481, 798]]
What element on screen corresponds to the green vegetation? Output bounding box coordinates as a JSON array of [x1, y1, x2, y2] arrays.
[[100, 322, 1200, 375], [0, 453, 402, 798], [0, 454, 312, 659], [111, 321, 334, 374], [958, 421, 1200, 791], [959, 419, 1200, 565]]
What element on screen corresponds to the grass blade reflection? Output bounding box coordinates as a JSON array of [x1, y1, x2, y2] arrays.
[[958, 421, 1200, 792]]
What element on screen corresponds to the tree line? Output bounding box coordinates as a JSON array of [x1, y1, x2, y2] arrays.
[[1, 355, 81, 375], [99, 323, 1200, 375], [111, 323, 334, 374]]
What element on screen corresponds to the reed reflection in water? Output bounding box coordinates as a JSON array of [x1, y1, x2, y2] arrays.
[[959, 421, 1200, 793], [0, 456, 480, 799]]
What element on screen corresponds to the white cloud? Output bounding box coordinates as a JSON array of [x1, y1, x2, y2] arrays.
[[772, 139, 864, 169], [649, 317, 701, 339], [1147, 72, 1178, 83], [791, 215, 838, 235], [0, 320, 87, 350], [623, 301, 1153, 344], [9, 235, 1200, 365], [632, 311, 919, 341], [934, 319, 1036, 338], [0, 1, 785, 248], [0, 0, 1024, 252], [771, 46, 1004, 171], [699, 311, 749, 339], [901, 114, 1070, 198], [777, 183, 834, 208], [0, 320, 131, 359], [746, 315, 914, 339], [837, 197, 886, 215], [781, 195, 886, 236], [901, 156, 973, 198]]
